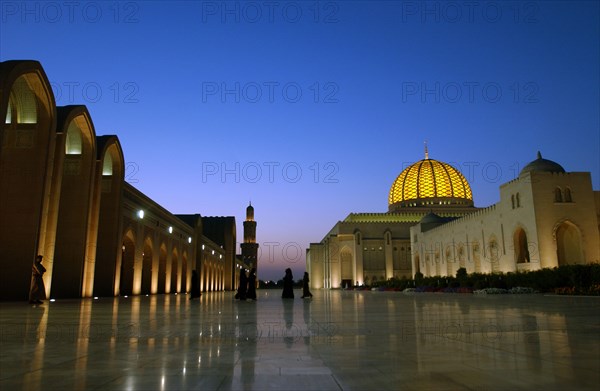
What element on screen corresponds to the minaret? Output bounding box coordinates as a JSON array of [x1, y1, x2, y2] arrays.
[[241, 202, 259, 272]]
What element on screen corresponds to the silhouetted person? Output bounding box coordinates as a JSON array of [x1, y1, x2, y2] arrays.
[[281, 268, 294, 299], [235, 268, 247, 300], [190, 270, 201, 300], [29, 255, 46, 304], [301, 272, 313, 298], [246, 268, 257, 300]]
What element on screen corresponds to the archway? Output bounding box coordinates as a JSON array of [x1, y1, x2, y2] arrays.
[[171, 248, 179, 293], [52, 111, 96, 298], [141, 238, 153, 294], [158, 244, 167, 294], [340, 247, 353, 288], [556, 221, 584, 265], [120, 231, 135, 296], [181, 252, 188, 293], [513, 227, 530, 263], [93, 137, 124, 297], [0, 64, 55, 301]]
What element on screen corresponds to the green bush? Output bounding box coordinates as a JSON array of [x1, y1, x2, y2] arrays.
[[371, 263, 600, 294]]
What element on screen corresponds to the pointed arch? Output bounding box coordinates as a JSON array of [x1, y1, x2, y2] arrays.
[[0, 61, 56, 300], [554, 220, 584, 265], [182, 250, 189, 293], [171, 247, 179, 293], [158, 242, 167, 293], [52, 106, 98, 298], [141, 236, 153, 294], [119, 228, 136, 296], [93, 136, 125, 297], [513, 226, 530, 263]]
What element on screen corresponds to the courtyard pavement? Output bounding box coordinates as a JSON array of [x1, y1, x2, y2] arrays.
[[1, 289, 599, 390]]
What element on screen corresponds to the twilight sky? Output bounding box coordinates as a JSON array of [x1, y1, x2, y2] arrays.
[[1, 1, 598, 281]]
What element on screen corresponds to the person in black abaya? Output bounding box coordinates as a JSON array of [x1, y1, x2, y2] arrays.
[[235, 268, 247, 300], [246, 268, 257, 300], [190, 270, 201, 300], [301, 272, 313, 298], [281, 268, 294, 299]]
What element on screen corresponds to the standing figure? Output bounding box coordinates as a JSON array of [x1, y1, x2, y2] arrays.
[[235, 268, 247, 300], [281, 268, 294, 299], [29, 255, 46, 304], [301, 272, 313, 298], [190, 270, 201, 300], [246, 268, 257, 300]]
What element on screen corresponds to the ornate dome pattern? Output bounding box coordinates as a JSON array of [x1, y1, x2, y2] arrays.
[[388, 158, 473, 209]]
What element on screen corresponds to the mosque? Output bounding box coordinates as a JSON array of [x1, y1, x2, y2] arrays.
[[0, 60, 257, 301], [306, 148, 600, 289]]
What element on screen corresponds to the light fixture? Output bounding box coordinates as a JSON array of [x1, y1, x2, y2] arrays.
[[202, 244, 205, 250], [188, 237, 192, 243], [168, 226, 173, 233], [137, 210, 144, 219]]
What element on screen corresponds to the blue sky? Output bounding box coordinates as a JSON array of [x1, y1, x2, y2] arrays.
[[2, 1, 598, 280]]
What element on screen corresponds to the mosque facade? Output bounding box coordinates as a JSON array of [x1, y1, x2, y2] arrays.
[[0, 60, 250, 300], [306, 149, 600, 289]]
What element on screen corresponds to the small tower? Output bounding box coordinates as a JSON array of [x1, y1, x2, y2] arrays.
[[241, 202, 259, 272]]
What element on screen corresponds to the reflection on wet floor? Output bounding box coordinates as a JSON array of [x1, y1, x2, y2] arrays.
[[1, 290, 599, 390]]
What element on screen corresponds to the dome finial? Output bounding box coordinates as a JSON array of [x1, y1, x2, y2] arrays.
[[536, 151, 542, 159], [424, 141, 429, 159]]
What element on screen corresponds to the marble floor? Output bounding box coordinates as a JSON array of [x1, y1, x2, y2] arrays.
[[1, 290, 599, 390]]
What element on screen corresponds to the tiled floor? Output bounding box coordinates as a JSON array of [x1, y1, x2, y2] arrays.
[[1, 290, 599, 390]]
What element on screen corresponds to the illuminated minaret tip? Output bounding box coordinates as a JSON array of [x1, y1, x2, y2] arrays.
[[424, 141, 429, 159], [241, 202, 258, 271]]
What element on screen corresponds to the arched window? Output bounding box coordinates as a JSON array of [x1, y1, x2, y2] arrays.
[[564, 188, 572, 202], [102, 153, 113, 176], [11, 76, 38, 124], [65, 122, 82, 155], [516, 192, 521, 207], [511, 195, 515, 209], [554, 187, 563, 202]]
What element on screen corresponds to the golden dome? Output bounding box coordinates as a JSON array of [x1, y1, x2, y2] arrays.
[[388, 157, 473, 211]]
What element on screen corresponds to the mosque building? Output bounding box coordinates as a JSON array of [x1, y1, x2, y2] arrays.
[[0, 60, 251, 300], [306, 148, 600, 289]]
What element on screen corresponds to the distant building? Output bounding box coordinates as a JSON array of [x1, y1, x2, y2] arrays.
[[0, 60, 238, 300], [307, 148, 600, 289]]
